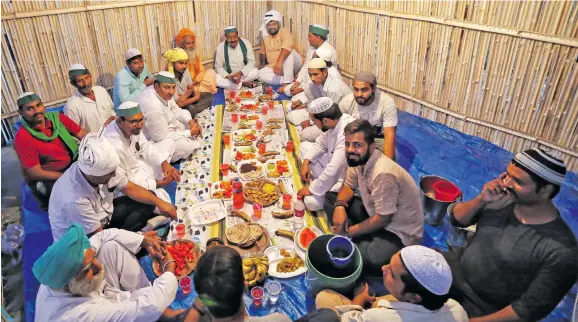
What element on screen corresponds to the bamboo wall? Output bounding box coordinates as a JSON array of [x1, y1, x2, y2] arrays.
[[1, 0, 577, 170], [274, 0, 578, 170], [1, 0, 268, 141]]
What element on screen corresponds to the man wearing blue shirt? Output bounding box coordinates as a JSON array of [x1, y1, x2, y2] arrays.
[[113, 48, 154, 107]]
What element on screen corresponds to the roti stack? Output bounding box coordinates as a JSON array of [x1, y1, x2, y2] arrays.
[[226, 223, 264, 248]]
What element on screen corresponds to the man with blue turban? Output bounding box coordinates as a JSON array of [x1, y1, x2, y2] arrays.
[[33, 223, 179, 321]]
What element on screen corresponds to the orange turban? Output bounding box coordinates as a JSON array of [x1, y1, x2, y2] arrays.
[[175, 28, 202, 78]]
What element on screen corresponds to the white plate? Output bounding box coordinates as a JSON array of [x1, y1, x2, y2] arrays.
[[264, 159, 293, 178], [231, 146, 258, 164], [186, 199, 227, 225], [237, 159, 265, 180], [210, 180, 233, 200], [232, 129, 258, 143], [294, 226, 323, 260], [264, 244, 307, 278]]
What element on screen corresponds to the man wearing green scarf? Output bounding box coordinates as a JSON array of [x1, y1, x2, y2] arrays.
[[13, 92, 88, 209], [214, 26, 259, 89]]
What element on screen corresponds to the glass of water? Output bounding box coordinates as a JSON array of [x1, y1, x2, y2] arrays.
[[265, 280, 282, 304]]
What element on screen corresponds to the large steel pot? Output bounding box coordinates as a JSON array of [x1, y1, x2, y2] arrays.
[[420, 175, 461, 226]]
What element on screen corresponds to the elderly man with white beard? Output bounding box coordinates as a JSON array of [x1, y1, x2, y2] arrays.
[[33, 223, 192, 322]]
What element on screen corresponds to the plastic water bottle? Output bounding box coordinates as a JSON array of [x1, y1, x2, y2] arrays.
[[293, 195, 305, 231], [232, 178, 244, 210]]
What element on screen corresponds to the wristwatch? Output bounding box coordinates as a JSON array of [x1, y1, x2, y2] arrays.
[[334, 200, 349, 209]]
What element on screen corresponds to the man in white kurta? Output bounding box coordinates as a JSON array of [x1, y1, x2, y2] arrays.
[[34, 224, 178, 322], [64, 64, 116, 133], [137, 71, 201, 162], [292, 58, 352, 142], [215, 26, 259, 89], [281, 24, 337, 103], [297, 97, 355, 211], [103, 101, 179, 208]]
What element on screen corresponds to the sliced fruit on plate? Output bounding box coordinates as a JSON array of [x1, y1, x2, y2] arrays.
[[297, 227, 318, 250]]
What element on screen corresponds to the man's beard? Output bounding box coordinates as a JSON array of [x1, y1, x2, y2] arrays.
[[68, 269, 105, 297], [355, 93, 376, 106], [321, 124, 329, 132], [184, 48, 196, 60], [346, 150, 371, 167], [78, 84, 93, 95], [267, 27, 279, 35]]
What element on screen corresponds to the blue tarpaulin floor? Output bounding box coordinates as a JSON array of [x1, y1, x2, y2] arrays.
[[21, 88, 577, 321]]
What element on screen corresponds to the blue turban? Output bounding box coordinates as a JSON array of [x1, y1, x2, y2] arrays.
[[33, 223, 91, 289]]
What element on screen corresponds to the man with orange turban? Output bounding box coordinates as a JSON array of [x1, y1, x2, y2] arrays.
[[174, 28, 217, 95]]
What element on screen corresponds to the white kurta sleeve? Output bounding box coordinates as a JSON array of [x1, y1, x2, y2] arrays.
[[304, 83, 317, 104], [89, 228, 144, 254], [296, 47, 314, 83], [303, 132, 327, 162], [173, 102, 193, 124], [146, 111, 192, 142], [309, 132, 348, 196], [64, 199, 105, 238], [90, 272, 177, 322], [138, 133, 174, 168], [241, 39, 257, 77], [214, 43, 229, 78]]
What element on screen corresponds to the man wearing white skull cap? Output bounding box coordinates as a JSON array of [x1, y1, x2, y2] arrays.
[[137, 71, 202, 162], [316, 245, 468, 322], [290, 58, 351, 143], [257, 10, 303, 85], [297, 97, 355, 211], [48, 133, 177, 242]]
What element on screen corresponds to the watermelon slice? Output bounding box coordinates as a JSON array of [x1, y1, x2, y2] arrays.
[[298, 227, 318, 249]]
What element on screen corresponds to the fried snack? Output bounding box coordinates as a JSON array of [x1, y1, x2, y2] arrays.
[[230, 210, 251, 222], [262, 129, 275, 136], [272, 210, 294, 219], [267, 124, 281, 130], [243, 179, 281, 205], [258, 155, 277, 163], [276, 255, 304, 273], [262, 151, 280, 157], [235, 141, 253, 146], [238, 124, 252, 130], [258, 94, 273, 102], [267, 118, 283, 124], [278, 180, 288, 194], [275, 229, 295, 241]]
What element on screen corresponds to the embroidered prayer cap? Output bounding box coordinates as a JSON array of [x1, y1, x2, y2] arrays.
[[400, 245, 452, 296], [78, 133, 120, 177], [224, 26, 238, 34], [68, 64, 90, 79], [308, 58, 327, 69], [17, 92, 41, 108], [314, 45, 335, 63], [353, 71, 377, 86], [117, 101, 142, 118], [33, 223, 91, 289], [308, 97, 333, 115], [124, 48, 142, 61], [513, 147, 566, 185], [155, 71, 177, 84], [309, 24, 329, 38]]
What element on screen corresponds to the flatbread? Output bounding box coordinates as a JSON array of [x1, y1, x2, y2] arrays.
[[226, 223, 251, 244], [239, 224, 263, 247]]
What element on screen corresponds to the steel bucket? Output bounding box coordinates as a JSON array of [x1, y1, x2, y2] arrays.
[[420, 175, 461, 226]]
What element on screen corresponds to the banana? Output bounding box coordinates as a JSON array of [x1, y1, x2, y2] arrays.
[[231, 210, 251, 222], [244, 268, 257, 281], [243, 263, 254, 275]]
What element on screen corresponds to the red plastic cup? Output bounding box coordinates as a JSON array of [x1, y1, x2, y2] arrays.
[[267, 100, 275, 109], [266, 86, 273, 96], [251, 286, 264, 307], [223, 133, 231, 146], [286, 141, 294, 153], [232, 113, 238, 123], [282, 194, 292, 210], [179, 276, 192, 294], [253, 203, 263, 220], [432, 181, 460, 202], [261, 105, 268, 115], [256, 120, 263, 130], [221, 164, 229, 177], [235, 96, 241, 104], [258, 142, 266, 155], [176, 223, 185, 238], [229, 90, 236, 99]]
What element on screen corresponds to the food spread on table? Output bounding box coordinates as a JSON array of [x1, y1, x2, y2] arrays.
[[233, 129, 258, 143], [243, 178, 285, 206], [226, 222, 265, 247], [243, 255, 269, 287], [152, 240, 199, 279], [239, 90, 255, 99], [276, 254, 305, 273], [297, 227, 318, 250], [210, 180, 233, 199], [266, 159, 291, 178], [238, 160, 264, 180]]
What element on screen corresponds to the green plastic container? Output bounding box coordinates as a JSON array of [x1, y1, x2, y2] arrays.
[[305, 234, 363, 294]]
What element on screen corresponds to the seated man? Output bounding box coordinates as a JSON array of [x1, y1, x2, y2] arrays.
[[316, 245, 468, 322], [163, 47, 213, 118], [48, 133, 176, 241], [192, 246, 292, 322], [103, 101, 180, 230], [113, 48, 154, 107], [214, 26, 259, 89], [13, 92, 88, 209], [297, 97, 355, 211], [339, 71, 397, 160], [444, 148, 578, 321], [257, 10, 303, 85], [33, 223, 184, 321], [174, 28, 217, 95], [64, 64, 116, 133], [292, 58, 351, 142], [137, 71, 202, 162], [281, 24, 337, 103], [324, 120, 423, 275]]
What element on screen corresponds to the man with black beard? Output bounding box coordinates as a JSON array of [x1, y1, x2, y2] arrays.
[[297, 97, 355, 211], [64, 64, 116, 133], [443, 148, 578, 321], [323, 120, 423, 276]]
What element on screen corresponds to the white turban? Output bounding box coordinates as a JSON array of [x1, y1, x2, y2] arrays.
[[308, 97, 333, 114], [78, 133, 120, 176], [315, 44, 336, 64], [400, 246, 452, 296], [260, 10, 283, 38]]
